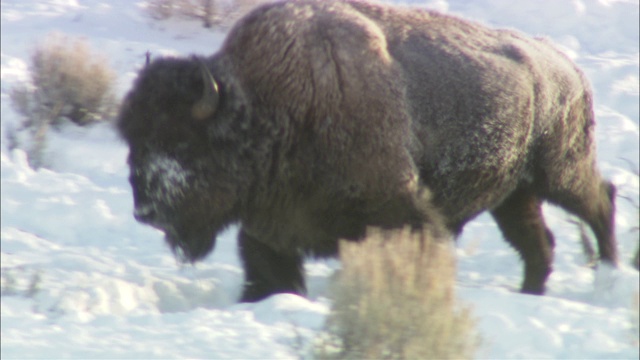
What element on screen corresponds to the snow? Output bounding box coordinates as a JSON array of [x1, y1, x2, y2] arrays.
[[1, 0, 638, 358], [142, 154, 192, 206]]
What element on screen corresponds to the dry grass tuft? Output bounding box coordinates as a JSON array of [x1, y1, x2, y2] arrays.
[[146, 0, 270, 28], [9, 33, 116, 168], [316, 227, 480, 360]]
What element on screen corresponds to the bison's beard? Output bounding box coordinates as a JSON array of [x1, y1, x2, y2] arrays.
[[163, 224, 217, 263]]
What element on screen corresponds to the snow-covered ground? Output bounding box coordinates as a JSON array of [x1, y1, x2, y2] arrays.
[[1, 0, 638, 358]]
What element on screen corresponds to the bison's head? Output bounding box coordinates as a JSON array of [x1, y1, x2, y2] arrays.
[[117, 56, 250, 262]]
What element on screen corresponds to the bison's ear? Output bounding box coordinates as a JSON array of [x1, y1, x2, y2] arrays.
[[191, 60, 220, 120]]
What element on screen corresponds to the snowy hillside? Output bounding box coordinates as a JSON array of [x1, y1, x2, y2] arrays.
[[1, 0, 639, 359]]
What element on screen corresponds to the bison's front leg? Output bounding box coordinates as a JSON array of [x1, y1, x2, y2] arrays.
[[238, 229, 306, 302]]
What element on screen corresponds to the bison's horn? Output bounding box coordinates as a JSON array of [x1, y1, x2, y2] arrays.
[[192, 59, 219, 120]]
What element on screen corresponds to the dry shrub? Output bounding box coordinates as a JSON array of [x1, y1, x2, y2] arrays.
[[8, 33, 116, 168], [147, 0, 200, 20], [316, 227, 480, 360], [146, 0, 270, 28], [12, 33, 116, 127]]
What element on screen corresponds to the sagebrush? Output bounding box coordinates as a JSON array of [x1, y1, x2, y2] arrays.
[[316, 227, 480, 360], [9, 33, 116, 168], [146, 0, 269, 28]]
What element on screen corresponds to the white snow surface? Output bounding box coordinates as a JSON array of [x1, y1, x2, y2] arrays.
[[1, 0, 639, 359]]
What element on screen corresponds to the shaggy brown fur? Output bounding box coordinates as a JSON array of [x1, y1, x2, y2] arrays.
[[118, 0, 616, 301]]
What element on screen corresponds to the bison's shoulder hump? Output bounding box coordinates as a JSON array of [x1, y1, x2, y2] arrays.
[[220, 1, 399, 113]]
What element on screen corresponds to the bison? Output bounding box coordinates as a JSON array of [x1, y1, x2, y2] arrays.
[[117, 0, 617, 302]]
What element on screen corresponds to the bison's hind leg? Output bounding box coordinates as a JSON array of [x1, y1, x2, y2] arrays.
[[492, 188, 555, 294], [536, 99, 618, 266], [238, 230, 306, 302], [545, 177, 617, 264]]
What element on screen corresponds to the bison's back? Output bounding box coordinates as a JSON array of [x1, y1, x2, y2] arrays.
[[351, 3, 594, 226]]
